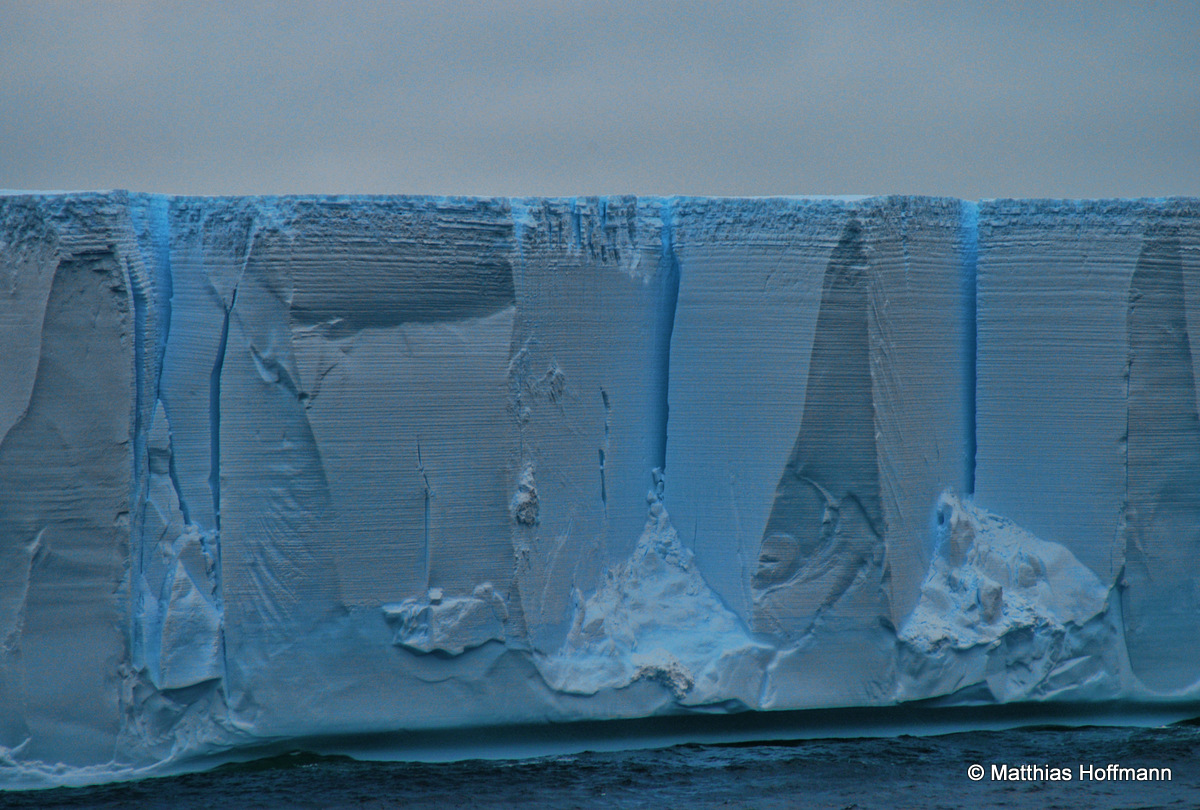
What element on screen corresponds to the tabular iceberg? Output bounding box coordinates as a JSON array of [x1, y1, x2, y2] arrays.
[[0, 192, 1198, 787]]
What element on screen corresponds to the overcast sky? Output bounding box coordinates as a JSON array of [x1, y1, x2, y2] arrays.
[[1, 1, 1197, 198]]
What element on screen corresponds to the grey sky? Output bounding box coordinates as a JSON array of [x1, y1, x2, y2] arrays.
[[1, 0, 1197, 198]]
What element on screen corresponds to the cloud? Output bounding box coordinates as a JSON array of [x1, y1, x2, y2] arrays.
[[1, 1, 1196, 197]]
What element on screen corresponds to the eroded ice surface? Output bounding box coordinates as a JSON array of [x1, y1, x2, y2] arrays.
[[0, 192, 1198, 787], [897, 493, 1121, 704]]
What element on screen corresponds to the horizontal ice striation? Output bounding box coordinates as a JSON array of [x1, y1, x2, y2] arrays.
[[0, 192, 1198, 787], [974, 199, 1200, 693], [0, 195, 137, 769], [508, 197, 678, 655], [666, 197, 972, 707]]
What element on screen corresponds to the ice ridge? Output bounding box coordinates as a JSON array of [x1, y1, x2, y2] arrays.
[[0, 192, 1198, 788]]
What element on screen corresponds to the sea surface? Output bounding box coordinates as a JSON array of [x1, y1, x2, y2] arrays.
[[3, 724, 1199, 809]]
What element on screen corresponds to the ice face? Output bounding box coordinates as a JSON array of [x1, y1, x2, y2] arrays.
[[0, 199, 134, 768], [974, 199, 1200, 693], [1124, 228, 1200, 690], [0, 192, 1198, 786]]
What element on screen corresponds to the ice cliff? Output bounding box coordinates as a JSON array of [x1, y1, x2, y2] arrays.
[[1, 192, 1198, 786]]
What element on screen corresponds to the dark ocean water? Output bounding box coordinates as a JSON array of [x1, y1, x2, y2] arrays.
[[4, 724, 1200, 809]]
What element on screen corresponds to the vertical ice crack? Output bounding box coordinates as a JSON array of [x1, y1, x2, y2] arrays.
[[960, 200, 979, 495], [129, 256, 149, 498], [144, 195, 190, 525], [599, 387, 610, 511], [210, 287, 237, 531], [166, 436, 191, 526], [417, 440, 432, 589], [208, 280, 237, 693], [145, 194, 173, 381], [127, 195, 174, 462], [127, 251, 152, 588], [654, 199, 681, 476], [125, 199, 164, 664]]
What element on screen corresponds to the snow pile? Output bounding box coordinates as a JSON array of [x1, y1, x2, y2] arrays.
[[898, 493, 1122, 702], [541, 487, 772, 706]]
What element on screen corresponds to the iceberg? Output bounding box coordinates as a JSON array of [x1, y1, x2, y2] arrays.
[[0, 191, 1198, 787]]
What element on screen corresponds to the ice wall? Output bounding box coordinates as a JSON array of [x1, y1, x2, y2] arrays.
[[0, 192, 1197, 786], [974, 199, 1200, 692], [665, 197, 972, 707], [0, 196, 138, 768]]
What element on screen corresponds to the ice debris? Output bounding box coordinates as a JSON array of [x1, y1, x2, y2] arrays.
[[898, 493, 1122, 702], [384, 583, 508, 656], [539, 487, 772, 705]]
